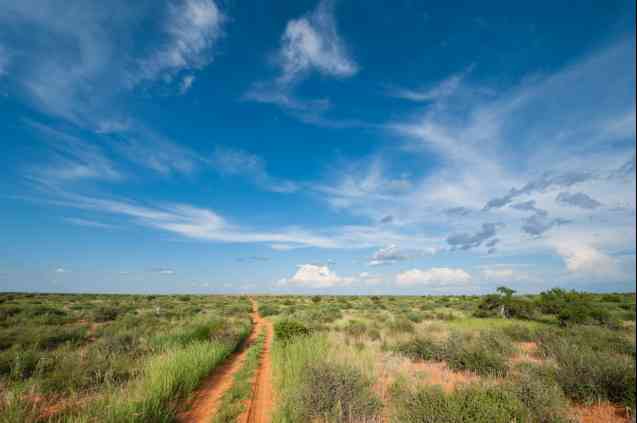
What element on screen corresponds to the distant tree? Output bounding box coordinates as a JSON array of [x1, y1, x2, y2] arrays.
[[496, 286, 516, 298]]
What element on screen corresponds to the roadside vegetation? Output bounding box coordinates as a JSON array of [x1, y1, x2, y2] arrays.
[[0, 293, 251, 422], [1, 289, 635, 422]]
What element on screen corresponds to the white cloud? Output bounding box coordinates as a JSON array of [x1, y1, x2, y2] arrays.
[[480, 265, 530, 282], [64, 218, 117, 229], [55, 267, 67, 273], [396, 267, 471, 287], [278, 0, 357, 83], [359, 272, 382, 285], [554, 242, 618, 277], [26, 120, 124, 183], [179, 74, 196, 94], [244, 0, 358, 125], [389, 70, 467, 102], [155, 268, 176, 275], [278, 264, 354, 288], [368, 244, 410, 266], [136, 0, 224, 84]]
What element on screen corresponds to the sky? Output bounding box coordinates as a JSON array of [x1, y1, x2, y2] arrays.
[[0, 0, 635, 295]]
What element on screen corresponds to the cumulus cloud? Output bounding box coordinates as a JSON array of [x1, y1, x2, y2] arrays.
[[55, 267, 67, 273], [480, 265, 531, 282], [554, 243, 618, 278], [154, 268, 176, 275], [447, 223, 500, 250], [278, 264, 354, 288], [396, 267, 471, 287], [556, 192, 602, 210]]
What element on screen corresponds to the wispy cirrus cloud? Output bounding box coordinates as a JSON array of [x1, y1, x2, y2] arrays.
[[245, 0, 358, 124], [25, 120, 124, 184], [134, 0, 224, 86], [387, 67, 470, 102], [0, 0, 225, 124], [209, 146, 299, 193]]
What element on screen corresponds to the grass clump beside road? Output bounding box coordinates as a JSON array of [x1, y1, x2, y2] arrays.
[[272, 333, 381, 423], [79, 320, 252, 422], [213, 333, 266, 423]]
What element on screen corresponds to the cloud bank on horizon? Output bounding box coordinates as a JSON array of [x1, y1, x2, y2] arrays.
[[0, 0, 635, 294]]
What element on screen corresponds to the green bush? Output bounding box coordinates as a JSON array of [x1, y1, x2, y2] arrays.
[[395, 336, 446, 362], [387, 318, 415, 334], [274, 319, 311, 342], [94, 306, 120, 322], [344, 320, 368, 338], [505, 365, 573, 423], [298, 361, 382, 422], [258, 304, 279, 317], [390, 382, 531, 423]]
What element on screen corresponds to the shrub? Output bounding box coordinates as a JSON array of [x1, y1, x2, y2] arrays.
[[551, 344, 635, 408], [387, 318, 415, 335], [406, 311, 424, 323], [298, 361, 382, 422], [390, 382, 531, 423], [395, 336, 446, 362], [94, 306, 120, 322], [258, 304, 279, 317], [344, 320, 367, 338], [501, 324, 536, 342], [505, 365, 573, 423], [274, 319, 311, 342]]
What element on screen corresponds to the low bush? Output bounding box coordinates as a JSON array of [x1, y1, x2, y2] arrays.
[[387, 318, 415, 335], [344, 320, 368, 338], [258, 304, 279, 317], [298, 361, 382, 422], [93, 306, 120, 322], [390, 382, 531, 423], [395, 336, 446, 362], [274, 319, 311, 342]]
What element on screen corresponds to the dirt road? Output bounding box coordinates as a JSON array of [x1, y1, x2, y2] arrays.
[[240, 304, 274, 423], [178, 298, 274, 423]]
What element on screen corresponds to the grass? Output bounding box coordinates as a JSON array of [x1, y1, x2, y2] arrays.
[[0, 293, 252, 422], [2, 291, 636, 422]]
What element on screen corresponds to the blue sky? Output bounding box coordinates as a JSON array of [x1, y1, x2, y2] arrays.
[[0, 0, 635, 294]]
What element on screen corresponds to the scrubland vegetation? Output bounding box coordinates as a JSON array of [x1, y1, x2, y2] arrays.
[[0, 293, 252, 422], [1, 288, 635, 422]]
